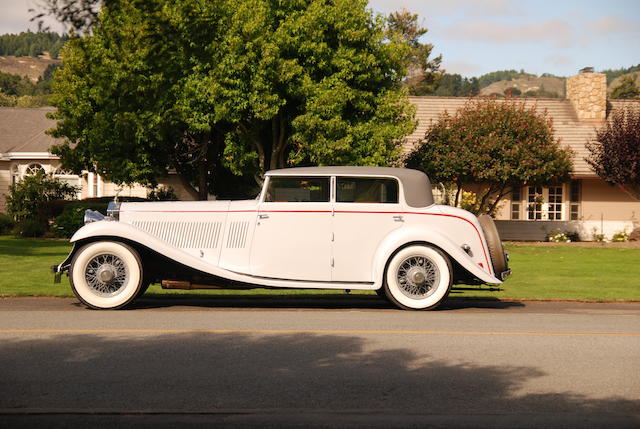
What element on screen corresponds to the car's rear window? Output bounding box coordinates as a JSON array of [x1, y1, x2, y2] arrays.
[[265, 177, 330, 202], [336, 177, 399, 203]]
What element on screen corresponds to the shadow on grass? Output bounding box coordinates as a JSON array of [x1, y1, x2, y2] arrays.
[[0, 237, 70, 257], [0, 332, 637, 426]]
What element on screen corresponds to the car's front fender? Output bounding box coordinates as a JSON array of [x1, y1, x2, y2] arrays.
[[372, 225, 502, 287], [70, 221, 221, 276]]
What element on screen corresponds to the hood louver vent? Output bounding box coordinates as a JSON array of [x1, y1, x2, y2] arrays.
[[132, 220, 222, 249], [226, 221, 249, 249]]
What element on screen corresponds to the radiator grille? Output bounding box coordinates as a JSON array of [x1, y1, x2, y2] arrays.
[[131, 220, 222, 249], [226, 221, 249, 249]]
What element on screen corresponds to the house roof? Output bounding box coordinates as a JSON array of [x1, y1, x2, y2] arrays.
[[0, 107, 59, 155], [406, 96, 640, 178]]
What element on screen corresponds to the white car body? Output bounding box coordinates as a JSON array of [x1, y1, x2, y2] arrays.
[[56, 167, 509, 310]]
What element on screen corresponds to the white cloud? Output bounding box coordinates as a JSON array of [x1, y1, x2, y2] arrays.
[[371, 0, 517, 16], [0, 0, 66, 34], [443, 19, 574, 48], [587, 16, 638, 36], [441, 60, 483, 75], [545, 54, 573, 67]]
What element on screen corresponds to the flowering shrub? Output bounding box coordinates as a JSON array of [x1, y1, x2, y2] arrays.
[[591, 228, 606, 242], [547, 229, 571, 242], [611, 231, 629, 242]]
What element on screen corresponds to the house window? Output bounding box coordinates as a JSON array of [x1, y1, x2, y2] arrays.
[[526, 185, 565, 221], [527, 186, 544, 220], [510, 187, 521, 220], [54, 168, 82, 200], [570, 180, 581, 220], [25, 163, 45, 176], [548, 186, 563, 220], [92, 174, 99, 197], [11, 165, 19, 186]]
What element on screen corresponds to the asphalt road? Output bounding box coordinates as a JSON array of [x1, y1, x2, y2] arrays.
[[1, 296, 639, 428]]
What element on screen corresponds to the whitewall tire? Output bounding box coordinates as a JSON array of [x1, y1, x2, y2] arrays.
[[384, 245, 452, 310], [70, 241, 143, 309]]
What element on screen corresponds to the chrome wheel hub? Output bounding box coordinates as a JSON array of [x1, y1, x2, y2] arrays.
[[397, 256, 439, 298], [85, 253, 128, 297]]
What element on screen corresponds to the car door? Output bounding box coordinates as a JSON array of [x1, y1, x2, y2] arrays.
[[332, 176, 404, 282], [250, 175, 332, 281]]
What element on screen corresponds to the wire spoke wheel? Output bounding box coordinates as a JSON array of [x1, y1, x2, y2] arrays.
[[384, 245, 452, 310], [396, 256, 439, 298], [84, 253, 129, 297], [70, 241, 143, 309]]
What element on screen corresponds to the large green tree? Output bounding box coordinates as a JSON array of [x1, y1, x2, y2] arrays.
[[386, 9, 441, 95], [48, 0, 418, 199], [406, 99, 573, 215]]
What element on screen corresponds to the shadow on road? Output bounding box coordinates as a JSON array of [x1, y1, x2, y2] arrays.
[[0, 331, 637, 426], [119, 293, 525, 311]]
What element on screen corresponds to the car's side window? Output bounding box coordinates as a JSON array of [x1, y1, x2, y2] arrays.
[[265, 177, 330, 202], [336, 177, 399, 203]]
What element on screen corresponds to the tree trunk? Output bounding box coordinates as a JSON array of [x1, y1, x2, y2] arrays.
[[269, 112, 288, 170], [487, 184, 510, 216], [195, 135, 209, 200], [196, 159, 208, 200], [176, 174, 200, 200]]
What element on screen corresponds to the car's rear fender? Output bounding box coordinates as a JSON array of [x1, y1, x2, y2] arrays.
[[372, 225, 502, 287]]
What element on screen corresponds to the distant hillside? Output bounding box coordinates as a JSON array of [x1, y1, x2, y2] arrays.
[[600, 64, 640, 85], [479, 76, 565, 98], [608, 72, 640, 96], [0, 55, 61, 82], [0, 31, 67, 59]]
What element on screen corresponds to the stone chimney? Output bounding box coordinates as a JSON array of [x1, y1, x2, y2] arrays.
[[566, 67, 607, 121]]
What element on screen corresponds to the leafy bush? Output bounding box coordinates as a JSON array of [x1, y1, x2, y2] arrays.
[[47, 197, 148, 238], [630, 227, 640, 242], [147, 186, 178, 201], [566, 231, 581, 242], [6, 171, 78, 222], [0, 213, 15, 234], [586, 107, 640, 200], [546, 229, 570, 242], [611, 231, 629, 242], [14, 219, 47, 238], [406, 98, 573, 215], [50, 206, 86, 238], [591, 228, 606, 242]]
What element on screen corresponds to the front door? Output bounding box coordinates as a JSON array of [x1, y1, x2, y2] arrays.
[[250, 176, 332, 281]]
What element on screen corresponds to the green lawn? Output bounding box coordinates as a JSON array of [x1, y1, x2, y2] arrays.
[[1, 236, 639, 300]]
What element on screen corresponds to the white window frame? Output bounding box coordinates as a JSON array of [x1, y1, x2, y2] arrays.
[[522, 185, 565, 221]]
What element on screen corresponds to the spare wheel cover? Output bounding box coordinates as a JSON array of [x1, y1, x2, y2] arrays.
[[478, 214, 508, 276]]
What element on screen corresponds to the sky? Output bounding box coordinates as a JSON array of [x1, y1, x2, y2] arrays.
[[0, 0, 638, 77], [369, 0, 640, 77]]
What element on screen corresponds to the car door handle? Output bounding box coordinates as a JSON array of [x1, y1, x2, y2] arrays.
[[393, 215, 404, 222], [258, 214, 269, 219]]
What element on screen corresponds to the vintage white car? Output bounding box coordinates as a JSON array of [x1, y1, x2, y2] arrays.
[[54, 166, 510, 310]]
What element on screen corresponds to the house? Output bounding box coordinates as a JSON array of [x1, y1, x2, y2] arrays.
[[405, 69, 640, 241], [0, 107, 193, 210]]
